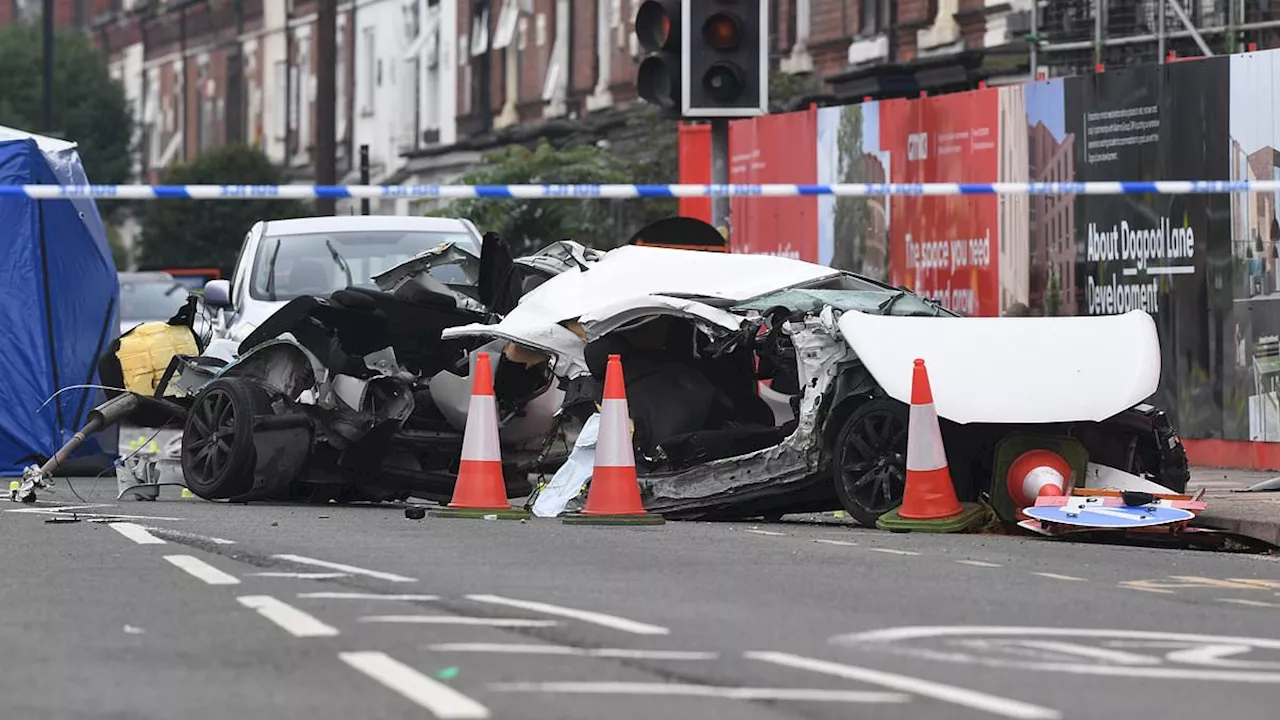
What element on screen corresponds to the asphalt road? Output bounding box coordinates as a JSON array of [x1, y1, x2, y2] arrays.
[[4, 480, 1280, 720]]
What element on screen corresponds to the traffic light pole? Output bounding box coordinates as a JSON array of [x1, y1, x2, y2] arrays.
[[711, 118, 730, 232]]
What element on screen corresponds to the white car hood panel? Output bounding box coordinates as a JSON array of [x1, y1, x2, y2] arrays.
[[441, 245, 837, 371], [837, 309, 1161, 424]]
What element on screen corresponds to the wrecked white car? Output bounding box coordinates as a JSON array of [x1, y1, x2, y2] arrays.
[[62, 234, 603, 506], [442, 239, 1190, 526]]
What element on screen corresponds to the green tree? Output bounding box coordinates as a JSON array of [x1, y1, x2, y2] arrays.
[[426, 137, 674, 256], [137, 144, 307, 275], [106, 225, 129, 270], [0, 24, 134, 187]]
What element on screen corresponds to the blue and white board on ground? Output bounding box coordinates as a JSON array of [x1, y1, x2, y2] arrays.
[[1024, 501, 1195, 529]]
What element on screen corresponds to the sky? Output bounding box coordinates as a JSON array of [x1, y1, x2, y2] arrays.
[[1230, 53, 1280, 155], [1025, 79, 1066, 142]]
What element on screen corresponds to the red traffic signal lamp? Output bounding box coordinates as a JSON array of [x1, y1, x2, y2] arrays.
[[683, 0, 767, 117], [635, 0, 682, 115]]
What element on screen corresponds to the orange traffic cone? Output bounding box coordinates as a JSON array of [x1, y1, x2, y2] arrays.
[[876, 358, 984, 533], [563, 354, 665, 526], [430, 351, 529, 519]]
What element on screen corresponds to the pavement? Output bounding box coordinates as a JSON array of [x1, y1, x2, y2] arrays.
[[4, 477, 1280, 720], [1188, 467, 1280, 547]]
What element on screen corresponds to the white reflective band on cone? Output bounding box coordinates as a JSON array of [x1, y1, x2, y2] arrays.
[[461, 394, 501, 461], [1022, 466, 1065, 500], [595, 398, 635, 467], [906, 403, 948, 472]]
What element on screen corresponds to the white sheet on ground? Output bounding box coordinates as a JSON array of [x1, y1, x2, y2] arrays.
[[532, 413, 601, 517]]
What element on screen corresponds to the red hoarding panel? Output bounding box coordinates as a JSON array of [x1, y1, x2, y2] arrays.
[[729, 109, 819, 261], [881, 90, 1001, 316], [678, 123, 713, 224]]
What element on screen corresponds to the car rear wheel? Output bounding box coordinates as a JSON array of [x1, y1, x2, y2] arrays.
[[181, 378, 271, 500], [833, 399, 909, 527]]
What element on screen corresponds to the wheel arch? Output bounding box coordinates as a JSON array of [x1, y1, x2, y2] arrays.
[[220, 339, 322, 401]]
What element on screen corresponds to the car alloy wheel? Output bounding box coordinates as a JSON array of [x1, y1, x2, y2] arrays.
[[833, 399, 909, 527]]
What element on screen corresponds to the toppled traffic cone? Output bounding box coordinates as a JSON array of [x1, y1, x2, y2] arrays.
[[877, 358, 983, 533], [563, 354, 664, 526], [430, 351, 529, 520]]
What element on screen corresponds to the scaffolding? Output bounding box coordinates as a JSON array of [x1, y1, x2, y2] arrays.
[[1031, 0, 1280, 78]]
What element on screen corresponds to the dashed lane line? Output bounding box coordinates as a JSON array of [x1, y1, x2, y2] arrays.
[[869, 548, 921, 556], [271, 554, 416, 583], [237, 595, 340, 637], [487, 681, 908, 703], [745, 651, 1061, 720], [252, 572, 351, 579], [813, 539, 858, 547], [108, 522, 166, 545], [361, 616, 559, 628], [1217, 598, 1280, 608], [164, 555, 241, 585], [298, 592, 441, 601], [955, 560, 1003, 568], [341, 651, 490, 719], [744, 529, 788, 537], [427, 643, 719, 660], [466, 594, 670, 636], [1031, 572, 1087, 582]]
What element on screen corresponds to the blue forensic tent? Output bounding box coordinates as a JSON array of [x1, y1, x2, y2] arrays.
[[0, 126, 120, 476]]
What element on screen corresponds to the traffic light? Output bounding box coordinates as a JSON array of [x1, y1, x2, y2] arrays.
[[635, 1, 682, 115], [635, 1, 767, 119], [684, 0, 767, 117]]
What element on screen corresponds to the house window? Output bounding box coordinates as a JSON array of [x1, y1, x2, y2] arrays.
[[859, 0, 889, 36], [360, 26, 376, 116]]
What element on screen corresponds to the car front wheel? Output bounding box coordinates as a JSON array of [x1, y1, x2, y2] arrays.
[[181, 378, 271, 500], [832, 398, 910, 527]]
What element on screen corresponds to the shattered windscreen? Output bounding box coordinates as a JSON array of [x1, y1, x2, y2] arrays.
[[734, 288, 948, 317]]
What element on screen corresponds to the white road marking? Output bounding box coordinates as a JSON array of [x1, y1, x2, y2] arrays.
[[1218, 598, 1280, 608], [869, 548, 920, 556], [164, 555, 241, 585], [746, 651, 1061, 720], [1032, 572, 1087, 582], [956, 560, 1002, 568], [140, 526, 237, 545], [427, 643, 718, 660], [271, 554, 416, 583], [488, 681, 907, 703], [340, 651, 490, 719], [252, 572, 351, 579], [108, 522, 166, 545], [813, 539, 858, 547], [832, 626, 1280, 682], [1010, 640, 1161, 665], [237, 595, 340, 637], [298, 592, 440, 601], [466, 594, 669, 636], [361, 615, 559, 628], [745, 529, 787, 537]]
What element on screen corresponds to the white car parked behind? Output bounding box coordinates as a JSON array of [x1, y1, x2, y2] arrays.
[[201, 215, 485, 353]]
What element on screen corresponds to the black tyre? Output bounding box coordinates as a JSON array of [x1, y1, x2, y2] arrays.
[[181, 378, 271, 500], [833, 398, 910, 527]]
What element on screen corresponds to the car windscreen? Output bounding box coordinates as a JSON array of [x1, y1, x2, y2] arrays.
[[119, 280, 190, 322], [248, 230, 479, 302]]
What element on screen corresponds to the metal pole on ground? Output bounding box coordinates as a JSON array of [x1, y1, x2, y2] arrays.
[[710, 118, 730, 236]]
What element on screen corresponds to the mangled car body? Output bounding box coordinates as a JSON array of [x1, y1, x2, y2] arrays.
[[441, 242, 1190, 526], [20, 235, 604, 506]]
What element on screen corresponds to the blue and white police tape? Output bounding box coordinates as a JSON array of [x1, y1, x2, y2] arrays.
[[1, 181, 1279, 200]]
